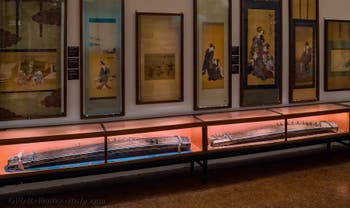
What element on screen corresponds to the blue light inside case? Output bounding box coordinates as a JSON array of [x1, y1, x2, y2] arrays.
[[23, 151, 192, 171]]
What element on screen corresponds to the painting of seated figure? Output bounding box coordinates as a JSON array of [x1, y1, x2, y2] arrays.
[[194, 0, 231, 110], [0, 0, 66, 120], [0, 51, 60, 93]]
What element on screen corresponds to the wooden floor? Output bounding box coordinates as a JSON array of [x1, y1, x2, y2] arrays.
[[1, 145, 350, 208]]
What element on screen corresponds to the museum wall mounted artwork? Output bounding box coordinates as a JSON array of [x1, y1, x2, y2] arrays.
[[0, 0, 66, 121], [289, 0, 319, 103], [240, 0, 282, 107], [325, 20, 350, 91], [1, 0, 350, 128], [81, 0, 124, 118], [194, 0, 232, 110], [136, 12, 184, 104]]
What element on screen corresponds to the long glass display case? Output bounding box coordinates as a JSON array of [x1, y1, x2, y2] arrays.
[[1, 103, 349, 185], [0, 116, 203, 184], [196, 110, 285, 150], [0, 123, 105, 180], [270, 104, 350, 142], [103, 116, 203, 164], [197, 104, 350, 151]]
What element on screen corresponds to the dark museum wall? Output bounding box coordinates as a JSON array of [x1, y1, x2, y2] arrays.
[[1, 0, 350, 129]]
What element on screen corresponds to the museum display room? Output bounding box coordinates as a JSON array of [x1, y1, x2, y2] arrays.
[[1, 0, 350, 185]]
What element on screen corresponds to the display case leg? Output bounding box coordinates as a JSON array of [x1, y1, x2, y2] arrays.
[[193, 160, 208, 184], [190, 161, 195, 175], [327, 142, 331, 152], [201, 159, 208, 184], [337, 140, 350, 149]]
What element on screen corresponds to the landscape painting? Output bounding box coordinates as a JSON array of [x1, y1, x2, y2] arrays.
[[0, 90, 63, 120], [325, 20, 350, 91], [144, 53, 175, 80], [137, 13, 183, 104], [330, 49, 350, 72], [0, 0, 63, 50]]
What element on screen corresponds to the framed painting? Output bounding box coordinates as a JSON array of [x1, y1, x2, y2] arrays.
[[289, 0, 319, 103], [325, 20, 350, 91], [194, 0, 232, 110], [0, 0, 66, 120], [240, 0, 282, 107], [81, 0, 124, 118], [136, 12, 183, 104]]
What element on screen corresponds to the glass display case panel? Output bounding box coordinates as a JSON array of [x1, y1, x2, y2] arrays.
[[0, 137, 105, 176], [240, 0, 282, 107], [194, 0, 232, 110], [286, 113, 349, 141], [207, 119, 286, 150], [0, 0, 66, 120], [81, 0, 124, 118], [107, 127, 202, 163], [196, 109, 281, 124], [103, 116, 202, 134], [270, 104, 349, 116], [0, 123, 104, 144]]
